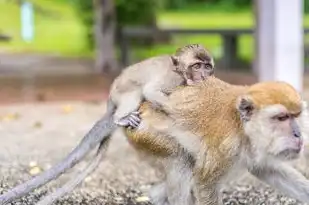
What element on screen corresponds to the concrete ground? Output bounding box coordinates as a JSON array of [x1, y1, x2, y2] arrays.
[[0, 100, 308, 205]]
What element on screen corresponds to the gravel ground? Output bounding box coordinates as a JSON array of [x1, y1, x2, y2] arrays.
[[0, 101, 308, 205]]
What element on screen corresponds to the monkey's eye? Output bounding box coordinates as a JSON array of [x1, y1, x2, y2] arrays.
[[191, 63, 202, 70], [275, 114, 290, 121], [204, 63, 213, 70], [292, 112, 301, 118]]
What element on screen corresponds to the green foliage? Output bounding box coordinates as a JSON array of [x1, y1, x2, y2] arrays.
[[163, 0, 187, 9], [72, 0, 160, 49], [0, 0, 87, 57], [163, 0, 252, 10], [305, 0, 309, 14], [116, 0, 159, 27], [72, 0, 94, 49]]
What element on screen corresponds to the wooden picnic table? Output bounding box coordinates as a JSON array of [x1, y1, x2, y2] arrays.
[[119, 27, 309, 69]]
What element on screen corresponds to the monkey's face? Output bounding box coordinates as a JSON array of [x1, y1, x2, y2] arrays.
[[172, 52, 215, 85], [251, 105, 303, 161], [237, 92, 304, 162]]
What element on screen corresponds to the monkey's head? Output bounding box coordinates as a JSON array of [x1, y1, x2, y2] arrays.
[[171, 44, 215, 85], [236, 81, 305, 162]]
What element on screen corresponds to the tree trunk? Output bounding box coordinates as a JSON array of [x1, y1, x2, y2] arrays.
[[93, 0, 119, 75]]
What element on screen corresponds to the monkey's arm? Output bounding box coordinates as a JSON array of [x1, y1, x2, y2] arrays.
[[142, 84, 170, 112], [142, 82, 186, 116], [250, 163, 309, 203]]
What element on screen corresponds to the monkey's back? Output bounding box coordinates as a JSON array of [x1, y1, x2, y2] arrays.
[[165, 76, 246, 141], [125, 76, 247, 158], [110, 55, 177, 94]]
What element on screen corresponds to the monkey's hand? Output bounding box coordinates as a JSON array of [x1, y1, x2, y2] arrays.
[[114, 111, 141, 129]]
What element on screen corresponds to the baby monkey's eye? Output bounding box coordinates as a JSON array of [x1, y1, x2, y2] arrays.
[[204, 63, 213, 70], [192, 63, 202, 70]]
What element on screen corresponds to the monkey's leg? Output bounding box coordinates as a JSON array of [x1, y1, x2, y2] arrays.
[[192, 155, 222, 205], [193, 183, 219, 205], [142, 84, 170, 113], [113, 91, 143, 127], [149, 181, 169, 205], [35, 139, 110, 205], [116, 111, 141, 129], [165, 151, 195, 205]]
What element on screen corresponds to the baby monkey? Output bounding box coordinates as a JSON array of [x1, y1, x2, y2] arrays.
[[112, 43, 215, 128]]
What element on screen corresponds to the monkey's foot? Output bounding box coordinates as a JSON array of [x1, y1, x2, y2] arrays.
[[115, 111, 141, 129]]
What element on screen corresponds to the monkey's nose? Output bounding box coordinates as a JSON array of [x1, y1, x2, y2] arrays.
[[293, 130, 301, 138]]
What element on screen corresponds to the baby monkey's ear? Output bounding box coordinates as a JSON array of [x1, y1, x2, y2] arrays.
[[171, 55, 179, 67], [171, 55, 181, 73]]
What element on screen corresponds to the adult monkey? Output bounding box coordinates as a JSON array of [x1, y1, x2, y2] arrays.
[[125, 77, 309, 204], [38, 77, 309, 205], [0, 44, 215, 205]]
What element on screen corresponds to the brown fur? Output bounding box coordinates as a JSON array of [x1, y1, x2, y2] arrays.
[[124, 76, 304, 204], [127, 77, 302, 156]]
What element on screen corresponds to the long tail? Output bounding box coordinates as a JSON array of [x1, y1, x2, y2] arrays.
[[0, 100, 116, 205], [36, 137, 110, 205]]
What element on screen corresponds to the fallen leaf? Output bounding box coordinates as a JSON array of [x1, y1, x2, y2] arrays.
[[62, 105, 73, 114], [33, 121, 43, 128], [2, 113, 20, 122], [135, 196, 149, 202], [29, 166, 42, 175]]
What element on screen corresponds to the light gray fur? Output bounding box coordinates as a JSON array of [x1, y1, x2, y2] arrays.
[[35, 137, 110, 205], [250, 162, 309, 203]]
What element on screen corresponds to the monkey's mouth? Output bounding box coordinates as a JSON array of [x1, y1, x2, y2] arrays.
[[277, 148, 301, 160]]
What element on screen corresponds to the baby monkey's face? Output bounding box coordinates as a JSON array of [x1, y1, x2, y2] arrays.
[[178, 51, 215, 85]]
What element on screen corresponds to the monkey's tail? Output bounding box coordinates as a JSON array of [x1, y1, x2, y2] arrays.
[[35, 138, 110, 205], [0, 99, 117, 205]]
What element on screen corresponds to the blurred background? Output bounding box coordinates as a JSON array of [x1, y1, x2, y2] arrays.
[[1, 2, 309, 204], [1, 0, 306, 104]]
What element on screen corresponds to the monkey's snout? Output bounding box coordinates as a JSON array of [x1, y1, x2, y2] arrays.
[[293, 130, 301, 138]]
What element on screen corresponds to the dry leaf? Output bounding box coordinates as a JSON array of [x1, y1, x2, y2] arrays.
[[62, 105, 73, 114], [33, 121, 43, 128], [2, 113, 20, 122], [29, 166, 42, 175], [135, 196, 149, 202]]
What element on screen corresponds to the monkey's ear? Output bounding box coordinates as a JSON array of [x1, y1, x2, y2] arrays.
[[171, 55, 179, 67], [236, 95, 255, 121]]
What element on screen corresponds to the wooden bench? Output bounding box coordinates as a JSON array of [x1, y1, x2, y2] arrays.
[[120, 27, 309, 69]]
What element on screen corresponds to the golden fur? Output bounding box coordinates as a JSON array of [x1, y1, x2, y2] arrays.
[[125, 76, 302, 181]]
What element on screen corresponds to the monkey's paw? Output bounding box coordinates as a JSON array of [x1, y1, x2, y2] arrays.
[[115, 111, 141, 129]]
